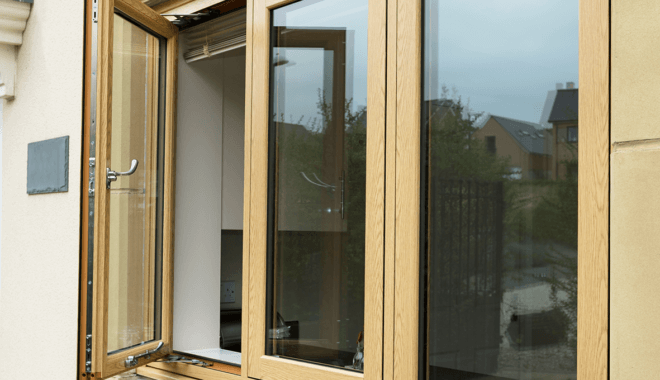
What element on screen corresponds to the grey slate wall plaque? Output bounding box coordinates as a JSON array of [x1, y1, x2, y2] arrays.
[[27, 136, 69, 194]]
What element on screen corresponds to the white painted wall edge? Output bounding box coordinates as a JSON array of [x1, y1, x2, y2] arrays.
[[0, 45, 17, 100]]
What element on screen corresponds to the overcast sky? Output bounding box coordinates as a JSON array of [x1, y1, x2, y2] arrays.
[[425, 0, 579, 124], [273, 0, 578, 127]]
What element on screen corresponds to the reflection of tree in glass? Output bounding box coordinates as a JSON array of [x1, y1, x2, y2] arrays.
[[427, 86, 577, 375], [274, 89, 366, 356], [531, 146, 578, 359], [426, 86, 512, 374], [428, 86, 510, 181]]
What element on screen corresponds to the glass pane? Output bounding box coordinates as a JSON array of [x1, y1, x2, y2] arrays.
[[421, 1, 578, 379], [267, 0, 368, 371], [107, 14, 163, 354]]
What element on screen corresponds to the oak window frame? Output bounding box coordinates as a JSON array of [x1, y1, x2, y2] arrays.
[[78, 0, 610, 379], [388, 0, 610, 379]]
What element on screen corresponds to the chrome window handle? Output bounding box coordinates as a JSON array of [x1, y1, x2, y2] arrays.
[[107, 159, 139, 188], [124, 341, 164, 368]]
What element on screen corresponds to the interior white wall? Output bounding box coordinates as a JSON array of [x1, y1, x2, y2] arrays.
[[0, 2, 84, 379], [173, 39, 225, 352]]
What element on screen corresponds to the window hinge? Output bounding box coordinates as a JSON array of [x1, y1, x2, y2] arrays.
[[160, 355, 212, 367], [85, 334, 92, 373], [92, 0, 98, 23]]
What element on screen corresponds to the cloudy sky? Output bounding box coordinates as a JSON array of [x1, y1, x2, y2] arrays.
[[424, 0, 579, 124], [272, 0, 578, 127]]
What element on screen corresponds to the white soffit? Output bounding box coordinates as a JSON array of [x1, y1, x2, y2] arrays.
[[0, 0, 31, 46]]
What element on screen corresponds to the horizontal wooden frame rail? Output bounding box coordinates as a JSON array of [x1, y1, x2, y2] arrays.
[[117, 0, 178, 37]]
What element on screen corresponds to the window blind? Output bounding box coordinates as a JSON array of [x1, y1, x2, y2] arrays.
[[182, 9, 246, 63]]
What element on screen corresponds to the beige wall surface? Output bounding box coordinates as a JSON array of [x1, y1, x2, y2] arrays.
[[611, 146, 660, 379], [611, 0, 660, 377], [612, 0, 660, 143], [0, 1, 84, 379]]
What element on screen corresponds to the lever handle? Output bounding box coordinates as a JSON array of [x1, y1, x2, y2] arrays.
[[107, 159, 139, 188], [124, 341, 164, 368]]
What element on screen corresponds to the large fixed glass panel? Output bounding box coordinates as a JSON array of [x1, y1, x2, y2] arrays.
[[107, 14, 164, 354], [421, 1, 578, 379], [266, 0, 368, 371]]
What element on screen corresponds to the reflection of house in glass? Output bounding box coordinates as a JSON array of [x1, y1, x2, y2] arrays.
[[548, 88, 578, 180], [474, 116, 551, 180]]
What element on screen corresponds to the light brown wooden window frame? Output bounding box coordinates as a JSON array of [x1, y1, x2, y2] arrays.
[[388, 0, 610, 379], [80, 1, 250, 379], [78, 0, 179, 378], [244, 0, 387, 379], [79, 0, 609, 378]]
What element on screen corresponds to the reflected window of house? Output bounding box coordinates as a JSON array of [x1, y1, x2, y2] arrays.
[[486, 136, 496, 155], [567, 126, 578, 143]]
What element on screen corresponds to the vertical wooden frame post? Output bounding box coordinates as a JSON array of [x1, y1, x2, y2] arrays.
[[364, 0, 387, 378], [246, 0, 269, 375], [241, 0, 254, 378], [577, 0, 609, 378], [391, 0, 422, 378]]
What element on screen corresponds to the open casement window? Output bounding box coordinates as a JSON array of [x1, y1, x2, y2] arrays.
[[246, 0, 386, 379], [81, 0, 178, 378]]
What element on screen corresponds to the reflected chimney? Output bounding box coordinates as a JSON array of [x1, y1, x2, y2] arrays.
[[566, 82, 575, 89]]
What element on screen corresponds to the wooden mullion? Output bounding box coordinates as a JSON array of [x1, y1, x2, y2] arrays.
[[577, 0, 610, 378], [247, 0, 269, 376], [383, 0, 397, 378], [364, 0, 387, 378], [392, 0, 422, 379], [241, 0, 254, 376]]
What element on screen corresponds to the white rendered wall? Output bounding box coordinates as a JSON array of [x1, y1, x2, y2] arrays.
[[0, 101, 3, 296], [173, 41, 225, 352], [0, 1, 84, 379]]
